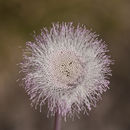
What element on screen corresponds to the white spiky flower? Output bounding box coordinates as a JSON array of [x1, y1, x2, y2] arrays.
[[20, 22, 112, 118]]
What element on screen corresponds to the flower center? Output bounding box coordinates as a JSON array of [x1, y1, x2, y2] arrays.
[[51, 50, 83, 86]]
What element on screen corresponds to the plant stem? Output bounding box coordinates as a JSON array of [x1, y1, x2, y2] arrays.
[[54, 111, 61, 130]]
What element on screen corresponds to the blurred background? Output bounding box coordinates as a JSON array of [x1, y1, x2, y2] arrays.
[[0, 0, 130, 130]]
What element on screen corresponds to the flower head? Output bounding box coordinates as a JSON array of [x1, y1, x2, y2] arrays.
[[20, 22, 112, 118]]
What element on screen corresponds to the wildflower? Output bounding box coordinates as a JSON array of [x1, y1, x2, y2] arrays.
[[20, 22, 112, 118]]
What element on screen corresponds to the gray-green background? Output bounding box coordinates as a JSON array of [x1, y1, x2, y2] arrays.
[[0, 0, 130, 130]]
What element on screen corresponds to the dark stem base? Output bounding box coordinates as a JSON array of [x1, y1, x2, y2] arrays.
[[54, 112, 61, 130]]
